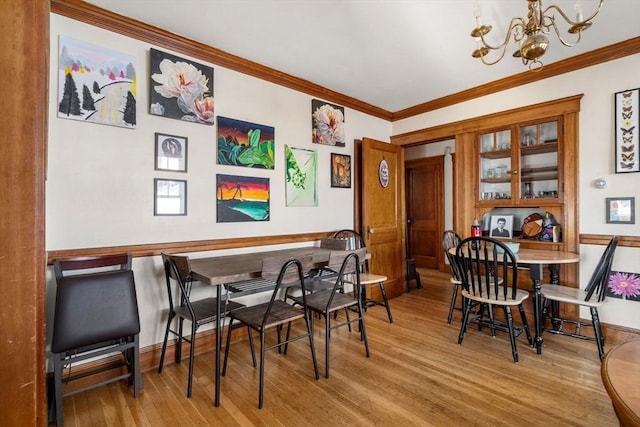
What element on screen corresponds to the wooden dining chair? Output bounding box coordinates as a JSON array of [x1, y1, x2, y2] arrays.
[[442, 230, 464, 324], [222, 255, 319, 409], [333, 229, 393, 323], [290, 248, 370, 378], [541, 236, 619, 360], [455, 237, 533, 363], [158, 253, 245, 397], [50, 254, 142, 426]]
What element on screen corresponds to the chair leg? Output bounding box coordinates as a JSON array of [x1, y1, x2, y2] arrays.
[[176, 317, 184, 364], [325, 313, 331, 378], [157, 312, 174, 374], [458, 299, 472, 344], [53, 355, 64, 427], [504, 306, 519, 364], [358, 306, 370, 358], [591, 307, 606, 361], [518, 304, 533, 346], [132, 335, 142, 397], [222, 318, 234, 376], [304, 311, 319, 381], [258, 331, 266, 409], [186, 322, 197, 398], [378, 282, 393, 323], [447, 285, 459, 324], [248, 326, 256, 367]]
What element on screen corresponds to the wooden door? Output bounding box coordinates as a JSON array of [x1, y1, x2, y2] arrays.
[[405, 156, 443, 269], [362, 137, 404, 298]]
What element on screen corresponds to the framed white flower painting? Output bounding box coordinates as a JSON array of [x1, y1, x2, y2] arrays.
[[311, 99, 345, 146], [149, 48, 214, 125]]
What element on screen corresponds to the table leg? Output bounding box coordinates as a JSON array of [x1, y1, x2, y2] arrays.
[[214, 286, 221, 407], [529, 264, 544, 355]]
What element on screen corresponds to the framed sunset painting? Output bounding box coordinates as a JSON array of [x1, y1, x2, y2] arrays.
[[216, 174, 270, 222]]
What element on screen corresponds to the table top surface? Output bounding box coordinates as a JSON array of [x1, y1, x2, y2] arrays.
[[189, 246, 333, 286], [448, 246, 580, 265], [601, 340, 640, 425]]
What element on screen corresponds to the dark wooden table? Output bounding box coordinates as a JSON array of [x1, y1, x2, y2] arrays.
[[189, 246, 333, 406], [601, 340, 640, 426]]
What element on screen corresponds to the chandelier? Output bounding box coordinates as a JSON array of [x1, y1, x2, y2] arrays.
[[470, 0, 604, 70]]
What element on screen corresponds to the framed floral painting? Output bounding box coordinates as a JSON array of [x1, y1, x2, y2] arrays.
[[606, 271, 640, 301], [311, 99, 345, 146], [149, 48, 214, 125]]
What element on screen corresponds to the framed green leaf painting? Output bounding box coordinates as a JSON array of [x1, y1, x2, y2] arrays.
[[285, 145, 317, 207], [217, 116, 275, 169]]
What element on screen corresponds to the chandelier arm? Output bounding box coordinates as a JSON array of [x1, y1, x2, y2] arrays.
[[479, 46, 509, 66], [548, 20, 583, 47], [544, 0, 603, 26], [478, 17, 525, 51]]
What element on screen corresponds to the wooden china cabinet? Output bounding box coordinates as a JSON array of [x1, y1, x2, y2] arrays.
[[455, 95, 581, 287]]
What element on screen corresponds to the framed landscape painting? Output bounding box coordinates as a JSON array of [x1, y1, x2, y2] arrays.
[[58, 36, 137, 128], [216, 174, 270, 222]]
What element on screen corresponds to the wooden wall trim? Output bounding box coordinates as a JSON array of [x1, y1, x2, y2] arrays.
[[580, 234, 640, 248], [46, 231, 335, 264], [50, 0, 392, 121], [391, 95, 583, 146], [392, 37, 640, 121]]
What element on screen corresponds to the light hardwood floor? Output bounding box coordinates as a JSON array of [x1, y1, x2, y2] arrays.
[[55, 269, 621, 426]]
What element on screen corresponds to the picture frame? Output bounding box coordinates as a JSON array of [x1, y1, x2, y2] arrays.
[[614, 88, 639, 173], [606, 197, 635, 224], [155, 133, 187, 172], [489, 215, 514, 239], [154, 178, 187, 216], [330, 153, 351, 188]]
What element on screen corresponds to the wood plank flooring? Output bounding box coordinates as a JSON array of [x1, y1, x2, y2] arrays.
[[55, 269, 622, 426]]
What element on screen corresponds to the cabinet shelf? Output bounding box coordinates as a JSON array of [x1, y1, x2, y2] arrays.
[[480, 148, 511, 160], [521, 142, 558, 156]]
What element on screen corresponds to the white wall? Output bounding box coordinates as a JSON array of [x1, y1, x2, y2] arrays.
[[394, 55, 640, 329], [46, 14, 391, 353]]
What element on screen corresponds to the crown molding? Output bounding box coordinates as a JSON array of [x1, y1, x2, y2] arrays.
[[51, 1, 639, 123], [50, 0, 393, 120], [392, 37, 640, 121]]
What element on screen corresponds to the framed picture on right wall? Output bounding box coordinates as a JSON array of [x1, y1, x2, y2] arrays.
[[614, 88, 639, 173]]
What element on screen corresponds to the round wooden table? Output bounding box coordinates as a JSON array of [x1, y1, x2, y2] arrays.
[[601, 340, 640, 426]]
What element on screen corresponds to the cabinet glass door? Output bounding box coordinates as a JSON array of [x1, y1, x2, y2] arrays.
[[519, 121, 558, 200], [479, 129, 512, 201]]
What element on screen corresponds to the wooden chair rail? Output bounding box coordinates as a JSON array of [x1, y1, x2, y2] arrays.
[[46, 232, 335, 265]]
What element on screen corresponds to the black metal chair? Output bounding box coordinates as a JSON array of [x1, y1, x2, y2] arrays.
[[290, 248, 370, 378], [222, 255, 319, 409], [333, 229, 393, 323], [158, 253, 244, 397], [442, 230, 464, 324], [51, 254, 142, 426], [541, 236, 619, 360], [455, 237, 533, 363]]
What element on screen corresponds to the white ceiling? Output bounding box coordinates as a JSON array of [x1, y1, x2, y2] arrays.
[[85, 0, 639, 113]]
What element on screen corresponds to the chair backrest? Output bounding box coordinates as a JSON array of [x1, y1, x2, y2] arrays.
[[161, 253, 196, 314], [333, 229, 366, 250], [327, 249, 365, 306], [52, 253, 139, 353], [442, 230, 464, 282], [260, 255, 313, 328], [584, 236, 619, 303], [455, 237, 519, 301]]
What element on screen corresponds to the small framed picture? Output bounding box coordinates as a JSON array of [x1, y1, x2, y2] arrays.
[[155, 133, 187, 172], [330, 153, 351, 188], [489, 215, 514, 238], [606, 197, 635, 224], [614, 88, 639, 173], [154, 178, 187, 216]]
